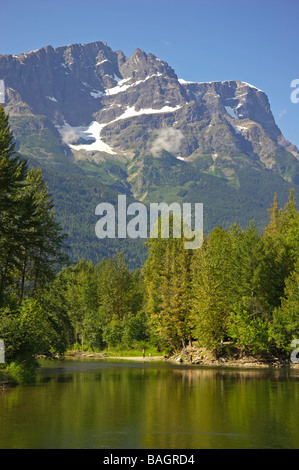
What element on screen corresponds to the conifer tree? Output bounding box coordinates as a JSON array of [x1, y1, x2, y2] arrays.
[[0, 105, 27, 300], [191, 227, 233, 352], [263, 190, 299, 306], [143, 216, 192, 351], [16, 168, 68, 299], [0, 106, 67, 304], [270, 261, 299, 351]]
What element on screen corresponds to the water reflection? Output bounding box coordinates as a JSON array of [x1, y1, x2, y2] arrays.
[[0, 360, 299, 449]]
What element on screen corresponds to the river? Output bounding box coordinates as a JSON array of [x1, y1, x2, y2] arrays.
[[0, 358, 299, 449]]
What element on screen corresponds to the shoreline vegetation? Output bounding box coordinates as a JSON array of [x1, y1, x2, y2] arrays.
[[1, 106, 299, 389]]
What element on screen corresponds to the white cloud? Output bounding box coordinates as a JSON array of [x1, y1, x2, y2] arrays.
[[58, 125, 80, 145], [278, 109, 287, 119], [150, 128, 184, 156]]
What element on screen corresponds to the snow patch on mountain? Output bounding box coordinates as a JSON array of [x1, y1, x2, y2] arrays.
[[105, 73, 163, 96], [90, 90, 104, 98], [56, 121, 116, 154], [178, 78, 197, 85], [225, 105, 237, 119], [46, 96, 58, 102], [232, 124, 248, 134], [113, 104, 182, 122]]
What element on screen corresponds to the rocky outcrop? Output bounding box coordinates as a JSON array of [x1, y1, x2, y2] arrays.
[[167, 346, 298, 369]]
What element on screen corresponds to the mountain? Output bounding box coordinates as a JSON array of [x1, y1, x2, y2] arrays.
[[1, 41, 298, 267]]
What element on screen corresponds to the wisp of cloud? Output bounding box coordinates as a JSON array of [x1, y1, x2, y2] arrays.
[[150, 128, 184, 156]]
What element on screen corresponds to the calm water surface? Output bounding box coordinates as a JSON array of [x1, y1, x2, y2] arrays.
[[1, 359, 299, 449]]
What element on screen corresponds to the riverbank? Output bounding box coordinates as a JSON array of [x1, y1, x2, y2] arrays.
[[65, 347, 299, 369], [167, 346, 299, 369]]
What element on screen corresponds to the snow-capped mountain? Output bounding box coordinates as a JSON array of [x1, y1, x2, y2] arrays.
[[1, 41, 298, 177]]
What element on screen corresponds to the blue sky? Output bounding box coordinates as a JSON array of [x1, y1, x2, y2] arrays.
[[1, 0, 299, 147]]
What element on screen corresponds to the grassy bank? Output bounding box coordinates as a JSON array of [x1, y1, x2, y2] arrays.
[[66, 344, 167, 358]]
